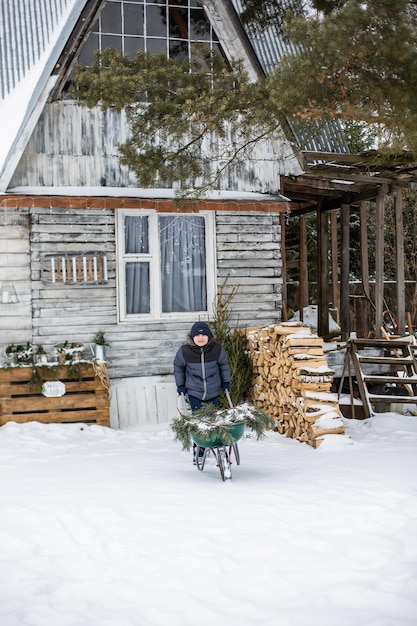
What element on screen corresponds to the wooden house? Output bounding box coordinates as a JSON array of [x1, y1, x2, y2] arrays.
[[2, 1, 416, 427], [0, 0, 309, 427]]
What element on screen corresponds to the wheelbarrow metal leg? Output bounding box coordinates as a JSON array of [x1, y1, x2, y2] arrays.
[[231, 442, 240, 466], [195, 445, 208, 471]]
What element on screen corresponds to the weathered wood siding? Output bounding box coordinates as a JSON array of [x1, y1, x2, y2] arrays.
[[0, 207, 32, 342], [1, 204, 282, 425], [26, 206, 187, 381], [216, 211, 282, 328], [1, 205, 282, 373], [29, 205, 119, 365], [9, 104, 138, 189], [9, 103, 288, 192]]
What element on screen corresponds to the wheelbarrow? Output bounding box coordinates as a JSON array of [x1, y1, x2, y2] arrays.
[[182, 390, 244, 481]]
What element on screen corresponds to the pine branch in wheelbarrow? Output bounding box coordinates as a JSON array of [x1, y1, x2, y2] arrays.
[[171, 402, 275, 451]]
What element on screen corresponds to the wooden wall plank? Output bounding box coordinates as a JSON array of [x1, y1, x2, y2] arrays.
[[216, 211, 282, 328], [10, 103, 284, 195]]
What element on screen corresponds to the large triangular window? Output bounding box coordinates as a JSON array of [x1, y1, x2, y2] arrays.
[[79, 0, 224, 63], [57, 0, 227, 98], [53, 0, 225, 99]]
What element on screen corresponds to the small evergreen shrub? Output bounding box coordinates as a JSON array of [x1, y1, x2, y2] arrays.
[[209, 280, 253, 407]]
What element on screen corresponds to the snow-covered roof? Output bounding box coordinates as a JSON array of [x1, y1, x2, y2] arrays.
[[0, 0, 87, 191]]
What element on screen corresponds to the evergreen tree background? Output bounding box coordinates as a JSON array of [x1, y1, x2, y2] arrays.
[[209, 281, 253, 408], [241, 0, 417, 152], [72, 0, 417, 189]]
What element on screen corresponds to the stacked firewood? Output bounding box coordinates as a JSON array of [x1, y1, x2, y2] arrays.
[[245, 322, 345, 447]]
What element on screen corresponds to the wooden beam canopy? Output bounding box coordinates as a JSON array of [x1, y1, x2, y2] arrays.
[[281, 147, 417, 340]]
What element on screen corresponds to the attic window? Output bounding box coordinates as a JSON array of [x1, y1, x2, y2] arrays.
[[41, 253, 108, 285], [76, 0, 222, 64], [57, 0, 229, 101]]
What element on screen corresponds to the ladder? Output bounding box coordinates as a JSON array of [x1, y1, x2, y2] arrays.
[[349, 338, 417, 418]]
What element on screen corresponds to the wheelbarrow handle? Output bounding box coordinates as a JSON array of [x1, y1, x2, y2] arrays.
[[180, 392, 189, 415], [181, 390, 233, 410]]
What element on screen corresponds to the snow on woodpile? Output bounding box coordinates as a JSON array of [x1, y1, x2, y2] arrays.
[[245, 322, 345, 448]]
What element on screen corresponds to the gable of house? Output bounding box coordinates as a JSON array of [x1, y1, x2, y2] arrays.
[[7, 0, 303, 194]]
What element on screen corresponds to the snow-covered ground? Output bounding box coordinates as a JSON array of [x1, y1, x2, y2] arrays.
[[1, 412, 417, 626]]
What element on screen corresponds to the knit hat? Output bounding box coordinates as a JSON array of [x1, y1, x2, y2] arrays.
[[190, 321, 213, 339]]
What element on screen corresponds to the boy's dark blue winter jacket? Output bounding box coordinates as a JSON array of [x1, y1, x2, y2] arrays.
[[174, 339, 231, 401]]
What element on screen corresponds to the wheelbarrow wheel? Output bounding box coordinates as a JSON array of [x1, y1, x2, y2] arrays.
[[217, 446, 232, 481]]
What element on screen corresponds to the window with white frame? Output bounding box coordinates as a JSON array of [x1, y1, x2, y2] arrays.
[[117, 210, 215, 320]]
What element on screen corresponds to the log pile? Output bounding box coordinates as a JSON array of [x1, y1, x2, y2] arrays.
[[245, 322, 345, 448]]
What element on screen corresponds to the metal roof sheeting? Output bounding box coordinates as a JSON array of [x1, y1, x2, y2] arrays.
[[0, 0, 73, 100], [231, 0, 349, 155], [0, 0, 86, 190], [231, 0, 298, 74]]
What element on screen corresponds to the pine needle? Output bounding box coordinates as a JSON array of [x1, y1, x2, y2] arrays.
[[171, 402, 275, 450]]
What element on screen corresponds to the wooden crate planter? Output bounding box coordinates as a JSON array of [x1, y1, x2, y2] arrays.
[[0, 363, 110, 427]]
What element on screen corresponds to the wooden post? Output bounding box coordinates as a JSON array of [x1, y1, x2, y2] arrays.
[[375, 192, 385, 337], [355, 200, 373, 337], [280, 212, 288, 321], [317, 204, 329, 338], [299, 215, 309, 322], [360, 201, 370, 301], [340, 204, 350, 341], [330, 211, 340, 310], [395, 189, 405, 335]]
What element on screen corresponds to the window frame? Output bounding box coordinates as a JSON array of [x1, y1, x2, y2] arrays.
[[79, 0, 220, 62], [116, 209, 216, 322]]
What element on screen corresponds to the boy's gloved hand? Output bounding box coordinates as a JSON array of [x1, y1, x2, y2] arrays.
[[222, 382, 230, 391], [177, 385, 186, 395]]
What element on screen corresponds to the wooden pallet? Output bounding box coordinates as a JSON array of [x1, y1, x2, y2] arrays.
[[0, 363, 110, 426], [349, 338, 417, 418]]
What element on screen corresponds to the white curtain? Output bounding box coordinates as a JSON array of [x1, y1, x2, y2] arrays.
[[125, 216, 150, 314], [159, 215, 207, 313]]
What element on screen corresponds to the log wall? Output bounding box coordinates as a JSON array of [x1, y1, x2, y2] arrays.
[[0, 207, 31, 341], [216, 211, 283, 328]]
